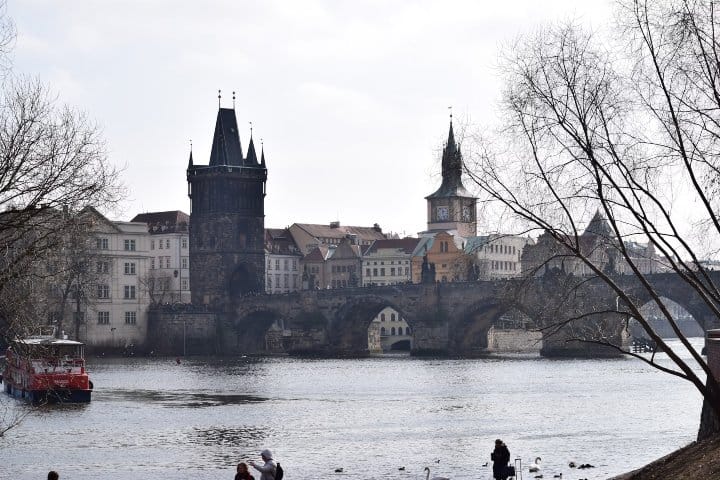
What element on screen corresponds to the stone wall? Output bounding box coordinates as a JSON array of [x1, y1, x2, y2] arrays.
[[486, 327, 543, 353], [147, 306, 218, 355]]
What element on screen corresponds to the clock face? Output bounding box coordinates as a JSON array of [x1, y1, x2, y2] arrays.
[[462, 206, 472, 221], [437, 206, 449, 221]]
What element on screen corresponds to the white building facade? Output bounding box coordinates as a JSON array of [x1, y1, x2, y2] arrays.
[[465, 234, 535, 280], [83, 214, 151, 351], [362, 238, 419, 286], [132, 211, 191, 304]]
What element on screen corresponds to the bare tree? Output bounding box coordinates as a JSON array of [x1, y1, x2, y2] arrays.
[[465, 0, 720, 439], [139, 270, 176, 306], [0, 4, 121, 436]]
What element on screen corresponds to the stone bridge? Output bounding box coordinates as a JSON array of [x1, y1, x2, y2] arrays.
[[148, 271, 720, 357], [213, 270, 720, 357]]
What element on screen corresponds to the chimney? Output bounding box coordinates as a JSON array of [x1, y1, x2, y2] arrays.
[[373, 223, 382, 233], [330, 221, 340, 229]]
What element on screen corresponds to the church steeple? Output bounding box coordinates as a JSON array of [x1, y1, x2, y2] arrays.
[[187, 149, 194, 168], [260, 143, 266, 167]]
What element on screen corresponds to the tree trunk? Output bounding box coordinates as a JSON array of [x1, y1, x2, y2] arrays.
[[698, 392, 720, 441]]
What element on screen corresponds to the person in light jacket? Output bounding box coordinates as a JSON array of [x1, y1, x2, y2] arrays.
[[249, 449, 276, 480]]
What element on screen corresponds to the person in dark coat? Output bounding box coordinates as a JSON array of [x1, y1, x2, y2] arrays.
[[235, 462, 255, 480], [491, 438, 511, 480]]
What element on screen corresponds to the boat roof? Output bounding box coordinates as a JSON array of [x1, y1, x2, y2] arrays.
[[12, 336, 84, 346]]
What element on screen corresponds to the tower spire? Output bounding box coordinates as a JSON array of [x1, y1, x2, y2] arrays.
[[218, 89, 221, 108], [187, 139, 193, 168], [232, 91, 236, 109], [260, 138, 266, 167]]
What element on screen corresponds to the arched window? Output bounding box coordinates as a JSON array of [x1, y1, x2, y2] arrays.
[[381, 313, 386, 321], [390, 313, 396, 321], [381, 327, 386, 335], [391, 327, 396, 335], [405, 327, 411, 335]]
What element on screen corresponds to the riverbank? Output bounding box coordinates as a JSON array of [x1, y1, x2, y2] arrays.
[[610, 435, 720, 479]]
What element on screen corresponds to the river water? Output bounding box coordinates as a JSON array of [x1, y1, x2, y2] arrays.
[[0, 338, 706, 480]]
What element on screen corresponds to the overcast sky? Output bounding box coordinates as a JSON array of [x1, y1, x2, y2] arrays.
[[10, 0, 613, 237]]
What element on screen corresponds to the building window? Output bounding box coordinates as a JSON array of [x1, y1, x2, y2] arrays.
[[381, 313, 386, 321], [124, 239, 136, 251], [405, 267, 409, 276], [275, 259, 280, 270], [366, 268, 371, 277], [373, 268, 378, 276], [391, 268, 395, 276], [267, 276, 272, 289], [165, 239, 170, 249], [292, 260, 297, 271], [391, 327, 396, 335], [391, 313, 396, 321], [96, 237, 109, 250], [381, 327, 386, 335], [182, 237, 188, 248], [284, 274, 289, 288], [96, 261, 109, 274], [380, 268, 385, 276], [406, 327, 411, 335], [124, 311, 137, 325], [97, 311, 110, 325], [181, 279, 188, 290], [181, 257, 188, 269], [123, 285, 136, 299], [165, 257, 171, 269], [151, 258, 155, 269], [267, 258, 272, 270], [97, 284, 110, 299], [124, 262, 136, 275], [159, 240, 163, 249], [150, 240, 155, 250]]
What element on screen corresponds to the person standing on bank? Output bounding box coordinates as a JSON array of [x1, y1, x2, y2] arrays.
[[248, 449, 276, 480], [491, 439, 511, 480]]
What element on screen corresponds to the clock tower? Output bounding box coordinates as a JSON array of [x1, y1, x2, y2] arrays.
[[425, 119, 477, 237]]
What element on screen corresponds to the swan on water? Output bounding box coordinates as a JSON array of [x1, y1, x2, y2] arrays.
[[424, 466, 449, 480], [528, 457, 542, 473]]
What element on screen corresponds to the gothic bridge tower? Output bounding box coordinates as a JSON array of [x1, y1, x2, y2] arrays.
[[187, 103, 267, 305]]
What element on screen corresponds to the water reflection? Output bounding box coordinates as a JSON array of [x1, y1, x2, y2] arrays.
[[101, 389, 268, 407], [191, 426, 268, 447]]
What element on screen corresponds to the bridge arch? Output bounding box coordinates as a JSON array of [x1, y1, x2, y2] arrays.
[[451, 300, 542, 355], [619, 278, 717, 333], [330, 293, 416, 354]]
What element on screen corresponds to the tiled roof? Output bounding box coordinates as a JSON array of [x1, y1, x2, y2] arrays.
[[304, 245, 330, 262], [293, 223, 386, 242], [365, 238, 420, 255], [265, 228, 301, 256], [131, 211, 189, 234]]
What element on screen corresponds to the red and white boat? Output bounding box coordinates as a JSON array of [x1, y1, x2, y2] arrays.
[[1, 330, 93, 403]]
